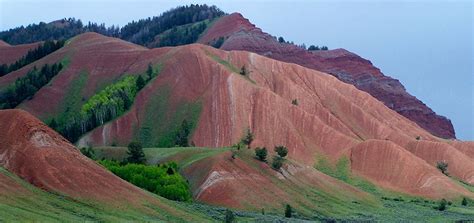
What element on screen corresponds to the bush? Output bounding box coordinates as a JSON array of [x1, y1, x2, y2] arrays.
[[255, 147, 268, 162], [274, 145, 288, 158], [239, 65, 248, 76], [241, 128, 254, 149], [224, 209, 235, 223], [462, 197, 468, 206], [98, 160, 191, 201], [285, 204, 292, 218], [291, 99, 298, 105], [437, 199, 448, 211], [272, 156, 284, 170], [80, 146, 95, 160], [436, 161, 448, 175], [126, 141, 146, 164]]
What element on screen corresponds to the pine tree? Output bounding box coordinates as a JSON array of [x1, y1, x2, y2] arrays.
[[136, 75, 145, 90], [126, 141, 146, 164], [146, 63, 153, 80]]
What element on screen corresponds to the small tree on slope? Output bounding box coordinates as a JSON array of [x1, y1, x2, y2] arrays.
[[126, 141, 146, 164]]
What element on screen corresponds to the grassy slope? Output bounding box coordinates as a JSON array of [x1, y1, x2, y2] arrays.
[[0, 168, 214, 222], [95, 146, 474, 222]]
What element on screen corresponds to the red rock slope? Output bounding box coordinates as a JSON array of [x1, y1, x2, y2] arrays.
[[198, 13, 455, 139], [0, 41, 41, 65], [0, 109, 210, 221]]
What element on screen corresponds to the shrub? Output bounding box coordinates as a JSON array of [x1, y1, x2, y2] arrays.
[[241, 128, 254, 149], [255, 147, 268, 162], [462, 197, 468, 206], [272, 156, 284, 170], [98, 160, 191, 201], [239, 65, 247, 76], [436, 161, 448, 175], [274, 145, 288, 158], [80, 146, 95, 160], [136, 75, 145, 90], [224, 209, 235, 223], [285, 204, 292, 218], [291, 99, 298, 105], [175, 119, 191, 147], [437, 199, 448, 211], [126, 141, 146, 164]]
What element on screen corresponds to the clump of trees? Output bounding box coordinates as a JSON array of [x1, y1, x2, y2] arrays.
[[436, 161, 448, 176], [99, 159, 191, 201], [272, 145, 288, 170], [155, 22, 207, 47], [126, 141, 146, 164], [0, 63, 63, 108], [307, 45, 328, 51], [0, 40, 65, 77], [437, 199, 448, 211], [80, 146, 95, 159], [255, 147, 268, 162]]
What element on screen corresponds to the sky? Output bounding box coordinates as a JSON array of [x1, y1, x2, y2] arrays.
[[1, 0, 473, 140]]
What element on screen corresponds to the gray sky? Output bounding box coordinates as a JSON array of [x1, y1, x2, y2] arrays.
[[1, 0, 472, 140]]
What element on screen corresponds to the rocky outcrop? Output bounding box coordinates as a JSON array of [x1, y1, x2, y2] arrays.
[[198, 13, 455, 139]]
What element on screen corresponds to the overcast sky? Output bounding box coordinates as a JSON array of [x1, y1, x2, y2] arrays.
[[1, 0, 472, 140]]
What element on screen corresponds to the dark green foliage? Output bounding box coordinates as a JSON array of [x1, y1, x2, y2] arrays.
[[0, 40, 64, 76], [416, 136, 421, 140], [278, 37, 285, 43], [321, 46, 329, 50], [59, 75, 151, 142], [48, 118, 58, 130], [136, 75, 145, 90], [0, 63, 63, 108], [126, 141, 146, 164], [80, 147, 95, 160], [274, 145, 288, 158], [211, 36, 225, 48], [146, 63, 153, 80], [175, 119, 191, 147], [239, 65, 247, 76], [462, 197, 468, 206], [166, 166, 175, 175], [308, 45, 328, 51], [291, 99, 298, 105], [272, 156, 284, 170], [285, 204, 292, 218], [98, 160, 191, 201], [241, 128, 254, 149], [224, 209, 235, 223], [155, 22, 207, 47], [255, 147, 267, 162], [436, 161, 448, 175], [437, 199, 448, 211]]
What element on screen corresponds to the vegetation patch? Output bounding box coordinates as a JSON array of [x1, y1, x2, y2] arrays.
[[98, 160, 191, 201], [0, 63, 63, 108]]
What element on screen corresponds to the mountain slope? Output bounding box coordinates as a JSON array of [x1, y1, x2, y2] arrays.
[[0, 109, 211, 221], [0, 41, 41, 65], [197, 13, 455, 139]]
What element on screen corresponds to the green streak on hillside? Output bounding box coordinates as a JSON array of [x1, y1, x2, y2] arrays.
[[204, 50, 256, 84], [138, 86, 202, 148], [55, 70, 88, 125]]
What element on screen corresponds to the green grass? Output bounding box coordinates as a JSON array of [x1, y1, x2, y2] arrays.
[[137, 85, 202, 147], [204, 50, 256, 84]]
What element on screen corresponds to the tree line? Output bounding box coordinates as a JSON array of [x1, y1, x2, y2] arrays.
[[0, 40, 65, 77], [0, 63, 63, 108]]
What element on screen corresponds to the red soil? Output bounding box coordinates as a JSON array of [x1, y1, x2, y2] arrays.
[[0, 41, 42, 65], [198, 13, 456, 139], [350, 140, 471, 199], [0, 109, 159, 204]]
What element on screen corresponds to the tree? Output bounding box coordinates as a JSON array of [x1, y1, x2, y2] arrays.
[[146, 63, 153, 80], [224, 209, 235, 223], [308, 45, 320, 51], [285, 204, 293, 218], [436, 161, 448, 175], [126, 141, 146, 164], [241, 128, 254, 149], [437, 199, 448, 211], [255, 147, 268, 162], [274, 145, 288, 158], [175, 119, 191, 147], [462, 197, 468, 206], [80, 146, 95, 160], [239, 65, 247, 76], [278, 37, 285, 43], [166, 166, 175, 175], [321, 46, 329, 50], [136, 75, 145, 90], [272, 156, 284, 170], [291, 99, 298, 105], [48, 118, 58, 130]]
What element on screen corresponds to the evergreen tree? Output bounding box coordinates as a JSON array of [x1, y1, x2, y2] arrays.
[[175, 119, 191, 147], [239, 65, 247, 76], [462, 197, 468, 206], [224, 209, 235, 223], [126, 141, 146, 164], [136, 75, 145, 90], [255, 147, 267, 162], [274, 145, 288, 158], [241, 128, 254, 149], [146, 63, 153, 80], [285, 204, 293, 218], [48, 118, 58, 130]]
